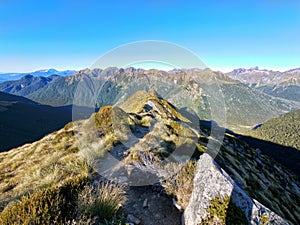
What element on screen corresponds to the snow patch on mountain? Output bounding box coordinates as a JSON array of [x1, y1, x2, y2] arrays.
[[227, 67, 300, 85]]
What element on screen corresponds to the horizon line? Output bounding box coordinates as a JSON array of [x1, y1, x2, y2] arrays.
[[1, 65, 300, 74]]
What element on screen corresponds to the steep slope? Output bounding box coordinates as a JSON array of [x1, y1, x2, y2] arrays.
[[256, 84, 300, 103], [248, 109, 300, 150], [0, 91, 37, 104], [27, 67, 300, 133], [0, 74, 60, 96], [0, 92, 72, 151], [0, 91, 299, 224]]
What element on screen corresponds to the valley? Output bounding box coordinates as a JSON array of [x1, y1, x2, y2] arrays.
[[2, 1, 299, 224], [0, 83, 299, 224], [0, 67, 299, 224], [2, 67, 298, 133]]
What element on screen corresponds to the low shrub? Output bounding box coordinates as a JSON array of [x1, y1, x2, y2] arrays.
[[259, 213, 269, 225], [203, 195, 248, 225], [162, 160, 196, 209]]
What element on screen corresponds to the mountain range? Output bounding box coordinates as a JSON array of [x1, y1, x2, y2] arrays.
[[0, 68, 76, 83], [0, 74, 60, 96], [18, 67, 300, 133], [0, 90, 299, 224], [0, 66, 299, 224], [0, 66, 299, 146], [227, 67, 300, 102]]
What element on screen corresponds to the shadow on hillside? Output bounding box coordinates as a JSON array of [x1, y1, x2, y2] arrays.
[[225, 184, 251, 225], [238, 135, 300, 178], [199, 119, 300, 179], [179, 107, 300, 179], [0, 104, 99, 152], [0, 104, 72, 152], [198, 119, 299, 224], [226, 180, 298, 224]]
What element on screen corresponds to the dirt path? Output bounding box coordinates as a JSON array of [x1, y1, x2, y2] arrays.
[[123, 185, 182, 225], [95, 125, 182, 224]]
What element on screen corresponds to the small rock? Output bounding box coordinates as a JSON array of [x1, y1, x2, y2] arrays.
[[172, 198, 182, 211], [118, 176, 128, 183], [127, 214, 141, 225], [143, 198, 148, 208]]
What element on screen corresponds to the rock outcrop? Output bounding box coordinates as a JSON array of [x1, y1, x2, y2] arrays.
[[184, 153, 289, 225]]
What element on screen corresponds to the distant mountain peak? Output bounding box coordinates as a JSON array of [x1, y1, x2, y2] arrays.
[[0, 69, 76, 83], [285, 67, 300, 73], [35, 68, 58, 73], [228, 67, 276, 76], [226, 66, 300, 86], [250, 66, 259, 70], [0, 73, 61, 97], [23, 74, 34, 79], [31, 68, 76, 77]]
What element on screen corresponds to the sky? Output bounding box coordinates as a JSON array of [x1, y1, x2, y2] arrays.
[[0, 0, 300, 72]]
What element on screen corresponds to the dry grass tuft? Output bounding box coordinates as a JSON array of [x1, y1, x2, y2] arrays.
[[77, 181, 127, 221]]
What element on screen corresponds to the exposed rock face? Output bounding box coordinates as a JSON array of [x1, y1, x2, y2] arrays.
[[184, 153, 289, 225]]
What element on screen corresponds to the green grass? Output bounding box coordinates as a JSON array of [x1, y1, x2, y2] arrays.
[[248, 109, 300, 150], [203, 195, 248, 225]]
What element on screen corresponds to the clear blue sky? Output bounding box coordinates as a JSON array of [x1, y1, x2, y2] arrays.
[[0, 0, 299, 72]]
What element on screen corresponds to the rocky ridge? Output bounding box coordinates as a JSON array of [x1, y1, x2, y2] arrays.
[[185, 153, 288, 225], [0, 90, 299, 224]]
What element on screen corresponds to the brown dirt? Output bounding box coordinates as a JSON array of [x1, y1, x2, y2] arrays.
[[123, 185, 182, 225]]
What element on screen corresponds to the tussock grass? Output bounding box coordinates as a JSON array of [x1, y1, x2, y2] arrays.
[[0, 122, 89, 211], [0, 104, 130, 224], [0, 175, 87, 225], [77, 181, 126, 221]]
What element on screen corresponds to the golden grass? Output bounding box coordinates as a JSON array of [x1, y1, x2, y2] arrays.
[[0, 122, 89, 211], [77, 181, 126, 221]]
